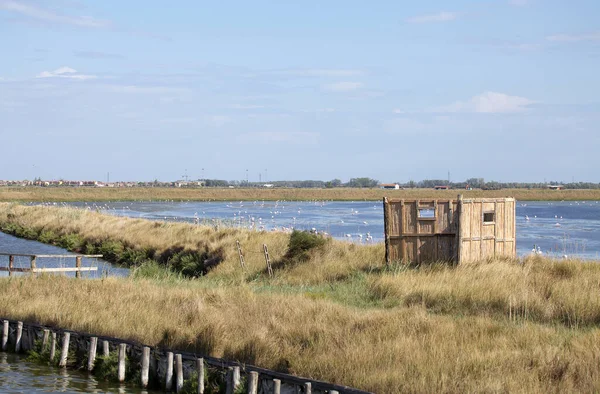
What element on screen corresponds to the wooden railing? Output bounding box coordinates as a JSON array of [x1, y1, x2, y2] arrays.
[[0, 253, 103, 278]]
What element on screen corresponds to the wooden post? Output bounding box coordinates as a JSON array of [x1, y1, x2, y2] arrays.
[[87, 337, 98, 371], [263, 244, 273, 277], [141, 346, 150, 388], [42, 329, 50, 352], [173, 353, 183, 392], [2, 320, 8, 351], [15, 321, 23, 353], [118, 343, 127, 382], [197, 358, 205, 394], [304, 382, 312, 394], [102, 340, 110, 357], [75, 256, 82, 279], [226, 367, 234, 394], [236, 240, 245, 268], [330, 391, 339, 394], [273, 379, 281, 394], [247, 371, 259, 394], [165, 351, 174, 391], [8, 255, 13, 276], [457, 194, 463, 264], [383, 197, 390, 266], [30, 256, 36, 276], [50, 332, 57, 361], [59, 332, 70, 367]]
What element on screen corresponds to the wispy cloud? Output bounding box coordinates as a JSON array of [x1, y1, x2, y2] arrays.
[[407, 11, 460, 24], [0, 0, 110, 28], [36, 66, 97, 80], [547, 32, 600, 42], [323, 81, 364, 92], [437, 92, 536, 113], [73, 50, 124, 60]]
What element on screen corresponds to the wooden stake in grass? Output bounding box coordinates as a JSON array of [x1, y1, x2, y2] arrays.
[[118, 343, 127, 382], [8, 255, 13, 277], [304, 382, 312, 394], [75, 256, 82, 279], [175, 353, 183, 392], [1, 320, 7, 351], [264, 244, 273, 277], [30, 256, 36, 277], [42, 329, 50, 352], [165, 351, 174, 391], [87, 337, 98, 371], [15, 321, 22, 353], [236, 240, 245, 268], [273, 378, 281, 394], [247, 371, 259, 394], [141, 346, 150, 388], [59, 332, 70, 367], [49, 332, 56, 361], [196, 358, 205, 394], [102, 340, 109, 357]]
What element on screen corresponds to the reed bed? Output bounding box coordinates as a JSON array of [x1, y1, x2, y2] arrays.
[[2, 186, 600, 202], [3, 203, 600, 392]]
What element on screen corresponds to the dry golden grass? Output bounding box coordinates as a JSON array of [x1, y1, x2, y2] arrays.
[[1, 186, 599, 202], [3, 204, 600, 392]]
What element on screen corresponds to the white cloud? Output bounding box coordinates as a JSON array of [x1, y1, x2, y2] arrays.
[[407, 11, 459, 24], [0, 0, 110, 28], [323, 81, 364, 92], [547, 32, 600, 42], [241, 131, 319, 144], [437, 92, 536, 113], [36, 66, 97, 80]]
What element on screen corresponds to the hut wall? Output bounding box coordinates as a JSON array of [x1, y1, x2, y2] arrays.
[[384, 197, 516, 265]]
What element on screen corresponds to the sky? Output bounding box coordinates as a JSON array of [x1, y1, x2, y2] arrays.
[[1, 0, 599, 183]]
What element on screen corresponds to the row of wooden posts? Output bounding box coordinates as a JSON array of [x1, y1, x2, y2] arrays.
[[236, 240, 273, 277], [2, 319, 363, 394]]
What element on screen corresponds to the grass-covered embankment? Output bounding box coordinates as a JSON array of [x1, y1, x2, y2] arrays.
[[2, 186, 600, 202], [3, 203, 600, 392]]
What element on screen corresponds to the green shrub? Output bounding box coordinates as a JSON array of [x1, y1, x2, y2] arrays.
[[285, 230, 328, 262]]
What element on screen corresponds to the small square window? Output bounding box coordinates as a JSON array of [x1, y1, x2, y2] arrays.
[[483, 212, 495, 223], [418, 208, 435, 219]]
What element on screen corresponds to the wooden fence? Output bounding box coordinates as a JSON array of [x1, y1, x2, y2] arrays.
[[0, 253, 103, 278]]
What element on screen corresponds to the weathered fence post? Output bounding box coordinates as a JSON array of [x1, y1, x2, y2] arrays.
[[176, 353, 184, 392], [118, 343, 127, 382], [304, 382, 312, 394], [42, 329, 50, 351], [30, 256, 37, 276], [330, 391, 339, 394], [226, 367, 234, 394], [59, 332, 70, 367], [75, 256, 82, 279], [50, 332, 57, 361], [1, 320, 7, 351], [8, 255, 14, 276], [197, 358, 205, 394], [263, 244, 273, 277], [15, 321, 23, 353], [102, 340, 110, 357], [141, 346, 150, 388], [87, 337, 98, 371], [247, 371, 259, 394], [165, 351, 174, 391], [273, 379, 281, 394], [237, 240, 245, 268]]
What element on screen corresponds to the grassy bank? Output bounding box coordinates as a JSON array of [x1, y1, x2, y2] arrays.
[[2, 186, 600, 202], [3, 204, 600, 392]]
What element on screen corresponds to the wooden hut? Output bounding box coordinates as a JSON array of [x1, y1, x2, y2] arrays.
[[383, 196, 516, 264]]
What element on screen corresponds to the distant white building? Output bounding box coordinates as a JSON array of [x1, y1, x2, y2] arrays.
[[380, 183, 400, 190]]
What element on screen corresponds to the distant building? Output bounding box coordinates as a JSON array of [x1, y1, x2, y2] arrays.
[[380, 183, 400, 190], [434, 185, 449, 190], [547, 185, 563, 190]]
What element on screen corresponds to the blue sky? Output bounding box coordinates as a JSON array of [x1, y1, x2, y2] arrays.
[[1, 0, 599, 183]]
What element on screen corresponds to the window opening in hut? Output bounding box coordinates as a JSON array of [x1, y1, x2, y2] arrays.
[[483, 212, 495, 224], [418, 208, 435, 219]]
